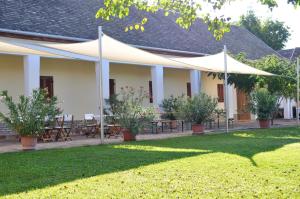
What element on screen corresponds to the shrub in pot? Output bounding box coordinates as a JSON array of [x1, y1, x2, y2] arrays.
[[0, 89, 60, 150], [249, 88, 278, 128], [160, 95, 184, 129], [113, 87, 155, 141], [179, 93, 217, 134]]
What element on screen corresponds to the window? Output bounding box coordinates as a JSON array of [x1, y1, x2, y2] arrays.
[[109, 79, 116, 97], [217, 84, 224, 102], [40, 76, 53, 98], [187, 82, 191, 97], [149, 81, 153, 103]]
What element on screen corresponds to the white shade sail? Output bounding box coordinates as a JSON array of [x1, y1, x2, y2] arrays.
[[0, 38, 58, 57], [3, 34, 212, 71], [169, 52, 274, 76], [0, 35, 273, 76]]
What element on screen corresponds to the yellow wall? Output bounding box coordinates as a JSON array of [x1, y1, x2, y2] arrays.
[[110, 63, 152, 106], [0, 55, 237, 120], [201, 72, 225, 109], [110, 65, 190, 105], [110, 63, 151, 94], [0, 55, 24, 113], [41, 58, 97, 119], [164, 68, 189, 98]]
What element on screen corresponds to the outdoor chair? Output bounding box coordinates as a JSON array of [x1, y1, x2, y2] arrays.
[[63, 114, 74, 140], [84, 114, 99, 138], [204, 114, 216, 129], [54, 114, 73, 141], [40, 116, 55, 142], [104, 115, 122, 138], [228, 118, 234, 128], [54, 115, 64, 141]]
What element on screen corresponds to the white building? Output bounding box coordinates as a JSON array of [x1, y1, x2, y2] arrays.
[[0, 1, 279, 133]]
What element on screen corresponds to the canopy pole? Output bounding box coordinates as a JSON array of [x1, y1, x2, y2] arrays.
[[297, 58, 299, 126], [224, 45, 229, 133], [98, 26, 104, 143]]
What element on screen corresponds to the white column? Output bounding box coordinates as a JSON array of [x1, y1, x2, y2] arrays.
[[228, 84, 235, 118], [24, 55, 40, 96], [151, 65, 164, 107], [95, 59, 110, 110], [283, 98, 292, 119], [190, 70, 201, 96], [102, 59, 110, 100]]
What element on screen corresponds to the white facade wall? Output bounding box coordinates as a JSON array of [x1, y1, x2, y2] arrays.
[[0, 54, 239, 120]]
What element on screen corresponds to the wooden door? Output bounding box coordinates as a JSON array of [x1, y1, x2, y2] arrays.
[[236, 89, 251, 120], [40, 76, 54, 98]]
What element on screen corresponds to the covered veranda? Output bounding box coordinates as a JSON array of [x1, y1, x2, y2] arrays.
[[0, 30, 274, 143]]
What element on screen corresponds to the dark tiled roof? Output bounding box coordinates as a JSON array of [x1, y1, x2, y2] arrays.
[[0, 0, 278, 59], [278, 48, 300, 61]]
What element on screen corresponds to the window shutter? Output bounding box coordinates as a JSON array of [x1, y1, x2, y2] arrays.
[[149, 81, 153, 103], [187, 82, 191, 97], [217, 84, 224, 102], [40, 76, 54, 98], [109, 79, 116, 97]]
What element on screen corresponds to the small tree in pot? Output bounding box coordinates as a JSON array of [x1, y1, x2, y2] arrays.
[[0, 89, 60, 150], [114, 87, 155, 141], [179, 93, 217, 134], [249, 88, 278, 128], [160, 95, 184, 129]]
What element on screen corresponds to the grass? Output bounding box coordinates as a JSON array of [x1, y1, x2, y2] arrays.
[[0, 127, 300, 198]]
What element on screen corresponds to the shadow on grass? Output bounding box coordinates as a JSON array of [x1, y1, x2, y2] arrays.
[[130, 127, 300, 166], [0, 127, 299, 196]]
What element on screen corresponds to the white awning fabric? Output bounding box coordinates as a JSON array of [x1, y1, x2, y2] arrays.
[[169, 52, 274, 76], [0, 38, 58, 57], [0, 35, 273, 76], [3, 35, 211, 71]]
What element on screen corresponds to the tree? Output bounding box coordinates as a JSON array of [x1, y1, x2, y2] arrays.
[[255, 55, 296, 98], [209, 53, 297, 99], [239, 11, 290, 50], [96, 0, 296, 40], [288, 0, 300, 5]]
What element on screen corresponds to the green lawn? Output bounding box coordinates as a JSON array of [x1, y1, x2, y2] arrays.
[[0, 128, 300, 198]]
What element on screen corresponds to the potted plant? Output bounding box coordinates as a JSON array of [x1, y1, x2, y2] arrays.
[[113, 87, 155, 141], [104, 94, 122, 127], [0, 89, 60, 150], [160, 95, 184, 129], [249, 88, 278, 128], [179, 93, 217, 134]]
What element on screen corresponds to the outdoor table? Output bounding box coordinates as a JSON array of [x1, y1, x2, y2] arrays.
[[216, 111, 226, 128], [106, 124, 122, 138], [151, 120, 184, 133], [41, 126, 55, 142]]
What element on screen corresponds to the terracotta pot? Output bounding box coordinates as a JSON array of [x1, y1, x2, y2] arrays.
[[258, 119, 270, 128], [20, 136, 37, 150], [122, 129, 136, 141], [192, 124, 205, 135]]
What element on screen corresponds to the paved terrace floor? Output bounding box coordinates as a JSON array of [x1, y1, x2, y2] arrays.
[[0, 119, 298, 154]]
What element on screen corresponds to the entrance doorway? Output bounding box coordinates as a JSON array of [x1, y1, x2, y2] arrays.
[[236, 89, 251, 120]]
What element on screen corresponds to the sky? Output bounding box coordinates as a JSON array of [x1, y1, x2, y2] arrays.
[[206, 0, 300, 49]]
